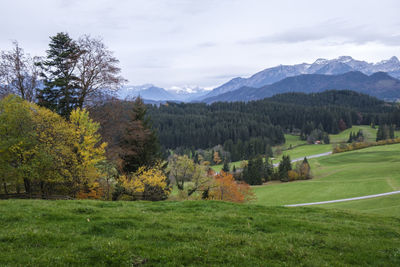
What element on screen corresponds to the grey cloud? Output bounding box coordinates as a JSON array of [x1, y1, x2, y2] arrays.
[[240, 20, 400, 46]]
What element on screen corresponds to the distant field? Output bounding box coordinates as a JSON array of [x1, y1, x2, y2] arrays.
[[1, 200, 399, 266], [253, 143, 400, 215], [212, 125, 398, 172], [320, 193, 400, 216], [329, 125, 378, 143]]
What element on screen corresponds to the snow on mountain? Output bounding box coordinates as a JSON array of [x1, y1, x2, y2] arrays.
[[201, 56, 400, 100], [118, 84, 209, 102]]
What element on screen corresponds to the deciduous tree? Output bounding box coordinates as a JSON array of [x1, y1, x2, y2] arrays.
[[0, 41, 40, 101]]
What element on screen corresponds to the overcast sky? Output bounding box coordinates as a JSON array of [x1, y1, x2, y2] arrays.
[[1, 0, 400, 89]]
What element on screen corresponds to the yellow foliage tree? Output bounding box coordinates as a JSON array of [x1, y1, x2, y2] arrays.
[[119, 163, 170, 201], [213, 151, 222, 165], [70, 108, 107, 192], [0, 96, 107, 198]]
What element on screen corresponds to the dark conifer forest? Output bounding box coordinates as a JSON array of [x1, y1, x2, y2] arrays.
[[91, 90, 400, 162]]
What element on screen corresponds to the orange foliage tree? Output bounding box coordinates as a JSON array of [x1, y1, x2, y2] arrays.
[[208, 171, 255, 203]]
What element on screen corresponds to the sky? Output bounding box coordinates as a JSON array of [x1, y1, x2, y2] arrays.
[[1, 0, 400, 90]]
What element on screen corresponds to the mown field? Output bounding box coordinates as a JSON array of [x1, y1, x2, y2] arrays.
[[253, 143, 400, 215], [1, 200, 400, 266]]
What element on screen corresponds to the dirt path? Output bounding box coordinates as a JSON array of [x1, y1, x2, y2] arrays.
[[284, 190, 400, 207]]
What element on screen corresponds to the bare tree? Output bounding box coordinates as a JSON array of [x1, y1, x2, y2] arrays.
[[0, 41, 40, 101], [76, 35, 126, 107]]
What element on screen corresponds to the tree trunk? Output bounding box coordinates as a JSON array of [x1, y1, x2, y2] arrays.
[[187, 188, 197, 197], [3, 181, 8, 195], [40, 181, 45, 199], [24, 178, 31, 196]]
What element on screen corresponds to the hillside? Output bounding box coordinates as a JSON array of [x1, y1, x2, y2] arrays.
[[253, 143, 400, 209], [202, 56, 400, 99], [1, 200, 399, 266], [203, 72, 400, 103]]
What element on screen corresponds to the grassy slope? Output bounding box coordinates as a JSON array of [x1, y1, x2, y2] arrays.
[[321, 193, 400, 216], [329, 125, 378, 143], [253, 143, 400, 210], [0, 200, 400, 266], [211, 126, 379, 172]]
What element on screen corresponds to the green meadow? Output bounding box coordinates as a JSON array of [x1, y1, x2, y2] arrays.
[[212, 125, 399, 171], [253, 143, 400, 215], [320, 193, 400, 216], [1, 200, 400, 266]]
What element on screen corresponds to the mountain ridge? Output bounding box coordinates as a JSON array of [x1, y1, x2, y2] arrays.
[[201, 56, 400, 99], [202, 71, 400, 103]]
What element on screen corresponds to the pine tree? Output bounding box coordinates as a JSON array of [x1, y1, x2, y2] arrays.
[[37, 32, 82, 118], [376, 126, 383, 141], [278, 155, 292, 182], [120, 97, 160, 173], [222, 161, 230, 172], [348, 132, 354, 143], [264, 156, 273, 181], [389, 125, 395, 139]]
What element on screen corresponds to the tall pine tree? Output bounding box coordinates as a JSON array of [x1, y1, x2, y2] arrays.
[[120, 97, 160, 173], [37, 32, 82, 118]]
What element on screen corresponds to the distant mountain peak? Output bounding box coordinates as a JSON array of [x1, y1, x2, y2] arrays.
[[337, 56, 354, 63], [203, 71, 400, 103], [314, 58, 328, 64], [201, 55, 400, 100]]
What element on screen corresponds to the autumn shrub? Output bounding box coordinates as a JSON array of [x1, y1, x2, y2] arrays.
[[208, 171, 255, 203], [333, 138, 400, 154], [118, 163, 171, 201]]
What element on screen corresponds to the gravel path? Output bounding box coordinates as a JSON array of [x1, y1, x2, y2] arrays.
[[273, 151, 332, 167], [285, 190, 400, 207]]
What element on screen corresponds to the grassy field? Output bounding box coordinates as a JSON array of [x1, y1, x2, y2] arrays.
[[0, 200, 400, 266], [320, 193, 400, 216], [329, 125, 378, 143], [212, 125, 383, 171], [253, 143, 400, 213]]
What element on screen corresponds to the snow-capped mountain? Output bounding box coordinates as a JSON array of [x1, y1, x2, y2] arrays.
[[168, 85, 210, 101], [118, 84, 209, 102], [202, 71, 400, 103], [202, 56, 400, 99]]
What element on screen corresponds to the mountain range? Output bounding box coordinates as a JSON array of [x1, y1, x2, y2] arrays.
[[201, 56, 400, 100], [202, 71, 400, 103], [118, 84, 209, 102], [118, 56, 400, 103]]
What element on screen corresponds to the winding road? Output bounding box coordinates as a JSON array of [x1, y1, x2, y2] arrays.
[[272, 151, 332, 167]]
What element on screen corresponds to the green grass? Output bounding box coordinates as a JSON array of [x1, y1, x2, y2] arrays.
[[329, 125, 378, 143], [282, 134, 307, 148], [212, 125, 381, 171], [320, 193, 400, 216], [253, 143, 400, 213], [1, 200, 400, 266]]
